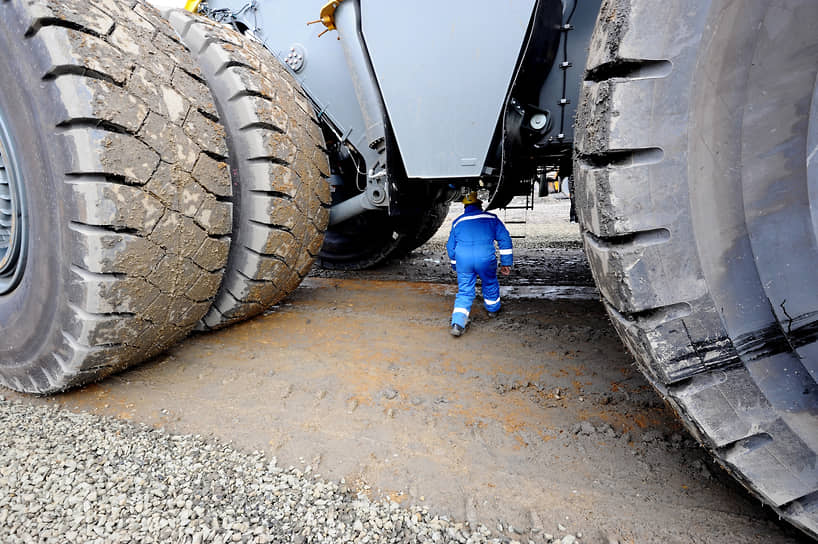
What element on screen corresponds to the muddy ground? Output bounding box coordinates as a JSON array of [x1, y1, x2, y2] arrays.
[[10, 197, 808, 542]]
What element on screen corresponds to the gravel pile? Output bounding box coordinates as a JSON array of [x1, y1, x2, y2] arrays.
[[0, 398, 522, 544]]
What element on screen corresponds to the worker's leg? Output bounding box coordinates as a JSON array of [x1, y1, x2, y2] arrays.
[[451, 268, 477, 327], [477, 258, 501, 313]]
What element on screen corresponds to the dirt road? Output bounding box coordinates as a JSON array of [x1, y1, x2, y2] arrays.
[[9, 199, 807, 543]]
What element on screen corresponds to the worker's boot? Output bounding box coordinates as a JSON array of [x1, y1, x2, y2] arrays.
[[450, 323, 465, 337]]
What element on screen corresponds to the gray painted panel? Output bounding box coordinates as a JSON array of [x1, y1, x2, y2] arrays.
[[361, 0, 537, 179]]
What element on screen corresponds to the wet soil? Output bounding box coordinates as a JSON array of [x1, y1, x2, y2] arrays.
[[9, 198, 808, 543]]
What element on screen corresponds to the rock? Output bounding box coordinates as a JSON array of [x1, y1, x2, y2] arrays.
[[561, 535, 576, 544], [641, 430, 663, 443], [465, 497, 479, 526], [383, 388, 398, 400], [0, 399, 514, 544], [529, 510, 544, 533], [597, 423, 616, 438], [579, 422, 596, 436]]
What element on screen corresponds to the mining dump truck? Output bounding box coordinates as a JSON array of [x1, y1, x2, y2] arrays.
[[0, 0, 816, 537]]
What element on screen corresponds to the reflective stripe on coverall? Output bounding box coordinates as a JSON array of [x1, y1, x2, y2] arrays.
[[446, 204, 513, 327]]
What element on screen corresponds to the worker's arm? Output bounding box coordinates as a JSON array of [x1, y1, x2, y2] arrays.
[[495, 219, 513, 267], [446, 226, 457, 271]]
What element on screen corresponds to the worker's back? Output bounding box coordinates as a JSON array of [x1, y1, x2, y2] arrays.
[[448, 206, 510, 266]]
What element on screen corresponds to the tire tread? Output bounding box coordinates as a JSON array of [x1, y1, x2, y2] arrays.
[[575, 0, 818, 535], [167, 10, 329, 330], [0, 0, 232, 392]]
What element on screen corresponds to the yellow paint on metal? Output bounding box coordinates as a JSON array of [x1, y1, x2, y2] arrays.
[[184, 0, 202, 13], [307, 0, 343, 38]]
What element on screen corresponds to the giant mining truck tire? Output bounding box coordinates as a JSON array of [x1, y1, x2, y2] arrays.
[[166, 10, 331, 330], [392, 201, 451, 259], [0, 0, 232, 394], [575, 0, 818, 536], [317, 201, 451, 271], [317, 210, 405, 271]]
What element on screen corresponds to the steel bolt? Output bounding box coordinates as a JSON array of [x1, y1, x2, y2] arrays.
[[529, 113, 548, 130]]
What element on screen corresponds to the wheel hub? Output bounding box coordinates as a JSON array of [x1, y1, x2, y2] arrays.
[[0, 109, 26, 295]]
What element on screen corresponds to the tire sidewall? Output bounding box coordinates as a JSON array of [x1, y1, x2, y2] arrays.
[[0, 8, 68, 376]]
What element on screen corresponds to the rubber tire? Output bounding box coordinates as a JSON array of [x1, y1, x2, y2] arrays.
[[575, 0, 818, 537], [0, 0, 232, 393], [317, 202, 451, 270], [166, 10, 331, 330], [316, 210, 405, 271], [392, 201, 451, 258]]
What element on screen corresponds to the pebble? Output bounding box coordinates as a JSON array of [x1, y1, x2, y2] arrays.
[[529, 510, 543, 532], [382, 388, 398, 400], [0, 399, 521, 544], [641, 430, 663, 443], [578, 422, 595, 436]]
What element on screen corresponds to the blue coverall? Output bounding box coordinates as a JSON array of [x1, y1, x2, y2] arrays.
[[446, 204, 513, 327]]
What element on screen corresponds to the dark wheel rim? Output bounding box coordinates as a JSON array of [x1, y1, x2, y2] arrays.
[[0, 107, 26, 295]]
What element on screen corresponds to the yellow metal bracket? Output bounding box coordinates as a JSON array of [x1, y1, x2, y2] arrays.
[[184, 0, 202, 13], [307, 0, 343, 38]]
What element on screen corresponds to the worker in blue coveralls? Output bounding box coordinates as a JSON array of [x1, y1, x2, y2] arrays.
[[446, 191, 513, 337]]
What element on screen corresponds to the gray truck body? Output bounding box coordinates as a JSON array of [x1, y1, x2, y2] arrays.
[[204, 0, 594, 185]]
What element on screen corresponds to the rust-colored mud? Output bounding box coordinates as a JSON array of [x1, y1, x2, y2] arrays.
[[10, 277, 797, 542]]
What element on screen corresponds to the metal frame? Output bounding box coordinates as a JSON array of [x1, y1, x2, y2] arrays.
[[198, 0, 588, 223]]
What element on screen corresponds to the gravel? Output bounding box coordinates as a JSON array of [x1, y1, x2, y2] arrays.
[[0, 398, 534, 544]]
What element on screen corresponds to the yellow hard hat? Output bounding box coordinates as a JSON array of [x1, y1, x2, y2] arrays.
[[462, 191, 481, 206]]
